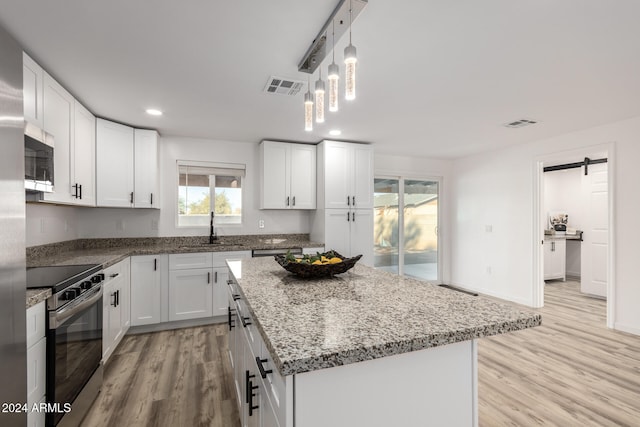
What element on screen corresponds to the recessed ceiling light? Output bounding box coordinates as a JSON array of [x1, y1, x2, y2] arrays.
[[146, 109, 163, 116], [329, 129, 342, 136]]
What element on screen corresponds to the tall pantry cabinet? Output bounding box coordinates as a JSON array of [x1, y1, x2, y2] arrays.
[[311, 140, 374, 266]]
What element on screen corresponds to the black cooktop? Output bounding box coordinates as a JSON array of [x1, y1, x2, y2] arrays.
[[27, 264, 102, 293]]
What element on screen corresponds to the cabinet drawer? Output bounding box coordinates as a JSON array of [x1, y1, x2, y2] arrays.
[[169, 252, 213, 270], [104, 257, 128, 278], [27, 337, 46, 407], [212, 250, 251, 267], [26, 301, 46, 348]]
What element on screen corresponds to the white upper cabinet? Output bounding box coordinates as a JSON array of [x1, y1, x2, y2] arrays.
[[72, 101, 96, 206], [23, 52, 44, 128], [96, 118, 135, 207], [321, 140, 373, 209], [133, 129, 159, 208], [96, 119, 160, 209], [42, 72, 74, 205], [260, 140, 316, 210]]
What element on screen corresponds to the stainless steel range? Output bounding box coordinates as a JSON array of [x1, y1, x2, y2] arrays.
[[27, 264, 104, 427]]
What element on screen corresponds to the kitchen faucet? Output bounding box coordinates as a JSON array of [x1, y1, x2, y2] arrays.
[[209, 211, 217, 243]]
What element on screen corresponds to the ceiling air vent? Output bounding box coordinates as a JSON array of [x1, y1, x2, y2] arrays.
[[504, 118, 538, 129], [263, 76, 305, 96]]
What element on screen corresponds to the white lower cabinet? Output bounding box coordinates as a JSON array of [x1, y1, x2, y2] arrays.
[[130, 255, 167, 326], [26, 301, 46, 427], [544, 238, 566, 281], [103, 258, 131, 362], [169, 268, 214, 321]]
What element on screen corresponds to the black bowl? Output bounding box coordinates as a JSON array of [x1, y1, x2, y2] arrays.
[[274, 251, 362, 278]]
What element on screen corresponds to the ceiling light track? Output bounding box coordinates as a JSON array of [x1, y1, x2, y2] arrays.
[[297, 0, 367, 75]]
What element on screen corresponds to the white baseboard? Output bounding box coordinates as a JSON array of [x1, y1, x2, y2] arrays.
[[127, 315, 226, 335], [614, 322, 640, 336]]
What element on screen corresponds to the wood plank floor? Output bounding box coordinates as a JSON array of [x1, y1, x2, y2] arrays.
[[82, 325, 241, 427], [82, 280, 640, 426], [479, 280, 640, 426]]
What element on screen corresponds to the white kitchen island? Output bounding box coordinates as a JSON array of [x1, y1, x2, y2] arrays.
[[226, 257, 541, 427]]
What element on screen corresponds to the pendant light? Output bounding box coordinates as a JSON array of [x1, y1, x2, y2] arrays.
[[304, 77, 313, 131], [328, 20, 339, 112], [315, 69, 325, 123], [344, 0, 357, 101]]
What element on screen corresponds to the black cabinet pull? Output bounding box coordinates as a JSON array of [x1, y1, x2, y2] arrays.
[[79, 184, 82, 199], [245, 370, 255, 404], [215, 271, 218, 283], [352, 196, 355, 206], [248, 379, 259, 416], [292, 196, 296, 206], [241, 316, 252, 327], [110, 273, 119, 278], [233, 294, 241, 301], [154, 258, 157, 271], [228, 306, 236, 330], [227, 280, 233, 285], [207, 272, 211, 284], [286, 196, 290, 206], [255, 357, 273, 379], [72, 183, 78, 198], [130, 192, 134, 204], [347, 212, 350, 222], [150, 193, 153, 205], [115, 289, 119, 307], [111, 292, 117, 307], [352, 212, 355, 222], [347, 195, 350, 206]]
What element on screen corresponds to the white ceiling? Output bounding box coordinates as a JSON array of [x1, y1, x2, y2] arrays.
[[2, 0, 640, 159]]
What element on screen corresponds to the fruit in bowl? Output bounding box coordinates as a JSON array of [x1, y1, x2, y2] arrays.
[[275, 250, 362, 278]]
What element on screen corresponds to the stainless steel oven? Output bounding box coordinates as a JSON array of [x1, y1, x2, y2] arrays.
[[27, 264, 104, 427]]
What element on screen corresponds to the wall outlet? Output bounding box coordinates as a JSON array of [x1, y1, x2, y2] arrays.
[[258, 219, 265, 229], [485, 225, 493, 233], [116, 219, 125, 231]]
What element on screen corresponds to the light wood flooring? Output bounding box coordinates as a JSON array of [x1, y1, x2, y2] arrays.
[[479, 280, 640, 426], [82, 280, 640, 426]]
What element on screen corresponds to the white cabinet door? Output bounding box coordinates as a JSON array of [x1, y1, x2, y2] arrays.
[[96, 118, 134, 207], [260, 141, 290, 209], [290, 144, 316, 209], [324, 209, 351, 257], [42, 72, 74, 204], [72, 101, 96, 206], [130, 255, 164, 326], [544, 239, 566, 281], [26, 336, 46, 407], [212, 267, 230, 317], [169, 268, 214, 321], [103, 259, 129, 362], [120, 258, 131, 333], [352, 144, 374, 209], [323, 142, 352, 209], [350, 209, 374, 266], [23, 52, 44, 128], [134, 129, 159, 208], [543, 240, 554, 280]]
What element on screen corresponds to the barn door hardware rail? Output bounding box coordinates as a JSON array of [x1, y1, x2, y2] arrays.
[[543, 157, 607, 175]]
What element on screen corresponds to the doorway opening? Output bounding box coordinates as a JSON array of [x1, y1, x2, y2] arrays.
[[533, 144, 615, 328]]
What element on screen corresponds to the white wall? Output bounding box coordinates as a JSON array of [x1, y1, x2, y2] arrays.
[[374, 153, 453, 283], [75, 136, 311, 238], [544, 169, 584, 229], [450, 115, 640, 335], [25, 203, 79, 246]]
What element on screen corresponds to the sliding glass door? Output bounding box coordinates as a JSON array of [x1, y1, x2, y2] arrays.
[[374, 177, 440, 282]]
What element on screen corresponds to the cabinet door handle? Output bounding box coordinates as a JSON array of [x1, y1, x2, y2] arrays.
[[552, 241, 555, 251], [255, 357, 273, 379], [111, 292, 117, 307], [292, 196, 295, 206], [347, 212, 350, 222], [241, 316, 252, 327], [233, 294, 241, 301], [352, 196, 355, 206], [150, 193, 153, 205], [347, 196, 350, 206], [227, 280, 233, 285], [286, 196, 290, 206], [110, 273, 119, 278], [245, 370, 256, 404], [79, 184, 82, 200], [352, 212, 355, 222], [154, 258, 157, 271], [130, 192, 134, 204], [215, 271, 218, 283], [248, 379, 259, 416], [115, 290, 120, 307], [207, 272, 211, 284], [228, 306, 236, 330], [72, 183, 79, 198]]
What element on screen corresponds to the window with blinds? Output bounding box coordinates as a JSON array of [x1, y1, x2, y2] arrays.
[[177, 160, 246, 227]]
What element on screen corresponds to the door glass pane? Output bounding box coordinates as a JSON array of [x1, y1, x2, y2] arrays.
[[403, 180, 438, 281], [374, 178, 399, 274]]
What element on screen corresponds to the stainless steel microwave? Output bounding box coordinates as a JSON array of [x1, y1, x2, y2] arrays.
[[24, 122, 54, 193]]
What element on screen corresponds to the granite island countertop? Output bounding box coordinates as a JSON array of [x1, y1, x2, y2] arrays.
[[227, 257, 542, 376]]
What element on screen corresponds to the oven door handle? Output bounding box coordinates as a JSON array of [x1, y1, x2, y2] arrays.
[[49, 285, 103, 329]]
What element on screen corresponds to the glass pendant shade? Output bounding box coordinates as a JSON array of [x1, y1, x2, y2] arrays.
[[315, 78, 325, 123], [328, 62, 339, 112], [344, 43, 357, 101], [304, 91, 313, 131]]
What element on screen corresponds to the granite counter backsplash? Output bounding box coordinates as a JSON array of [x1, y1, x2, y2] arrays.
[[27, 234, 324, 268]]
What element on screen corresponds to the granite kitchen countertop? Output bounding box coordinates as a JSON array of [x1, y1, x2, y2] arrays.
[[26, 288, 51, 309], [227, 257, 542, 376]]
